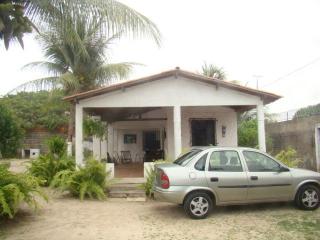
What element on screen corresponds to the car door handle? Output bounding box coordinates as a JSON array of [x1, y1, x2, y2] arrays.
[[210, 177, 219, 182], [250, 176, 258, 180]]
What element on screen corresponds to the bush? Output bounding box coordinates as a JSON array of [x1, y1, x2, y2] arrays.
[[28, 136, 74, 186], [51, 159, 109, 200], [0, 164, 47, 219], [46, 136, 67, 158], [141, 160, 169, 197], [275, 147, 301, 168], [28, 155, 75, 186], [0, 104, 23, 158]]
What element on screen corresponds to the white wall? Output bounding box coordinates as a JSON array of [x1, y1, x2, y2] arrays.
[[181, 106, 238, 150], [79, 76, 262, 108]]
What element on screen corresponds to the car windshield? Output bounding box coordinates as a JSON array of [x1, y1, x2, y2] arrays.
[[173, 149, 202, 166]]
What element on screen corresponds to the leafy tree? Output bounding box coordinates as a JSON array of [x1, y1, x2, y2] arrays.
[[238, 119, 258, 148], [0, 103, 23, 158], [293, 103, 320, 119], [1, 0, 161, 49], [0, 91, 69, 131], [201, 62, 226, 80]]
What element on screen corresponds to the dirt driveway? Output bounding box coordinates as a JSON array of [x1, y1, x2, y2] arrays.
[[1, 192, 319, 240]]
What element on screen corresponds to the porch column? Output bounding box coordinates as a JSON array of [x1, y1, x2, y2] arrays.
[[75, 104, 84, 166], [173, 105, 182, 158], [257, 103, 266, 152]]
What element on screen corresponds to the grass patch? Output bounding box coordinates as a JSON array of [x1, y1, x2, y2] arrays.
[[277, 215, 320, 239]]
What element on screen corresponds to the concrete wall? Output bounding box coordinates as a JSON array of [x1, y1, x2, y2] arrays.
[[266, 115, 320, 170]]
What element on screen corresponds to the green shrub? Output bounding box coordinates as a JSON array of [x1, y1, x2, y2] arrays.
[[141, 160, 169, 198], [46, 136, 67, 158], [28, 155, 75, 186], [51, 159, 109, 200], [0, 103, 23, 158], [0, 165, 47, 219], [275, 147, 301, 168]]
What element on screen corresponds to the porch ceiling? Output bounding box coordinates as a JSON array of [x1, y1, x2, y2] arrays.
[[85, 107, 161, 122]]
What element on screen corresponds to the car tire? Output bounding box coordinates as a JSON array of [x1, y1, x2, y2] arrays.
[[295, 184, 320, 210], [183, 192, 213, 219]]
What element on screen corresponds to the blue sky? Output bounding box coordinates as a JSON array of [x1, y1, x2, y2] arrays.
[[1, 0, 320, 113]]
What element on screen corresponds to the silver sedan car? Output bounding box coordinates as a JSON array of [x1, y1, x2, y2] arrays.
[[153, 147, 320, 219]]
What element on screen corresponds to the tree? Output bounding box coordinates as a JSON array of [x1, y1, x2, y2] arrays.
[[0, 90, 69, 131], [0, 103, 23, 158], [11, 14, 139, 142], [201, 62, 226, 80], [1, 0, 161, 49], [293, 103, 320, 119]]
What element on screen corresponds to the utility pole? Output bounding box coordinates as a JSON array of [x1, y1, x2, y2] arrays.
[[253, 74, 263, 89]]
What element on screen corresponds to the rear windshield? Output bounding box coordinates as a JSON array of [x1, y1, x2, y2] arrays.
[[173, 149, 202, 166]]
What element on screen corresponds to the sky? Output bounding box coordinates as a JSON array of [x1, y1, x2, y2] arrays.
[[1, 0, 320, 113]]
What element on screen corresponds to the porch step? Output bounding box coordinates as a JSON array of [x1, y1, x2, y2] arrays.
[[108, 178, 146, 200]]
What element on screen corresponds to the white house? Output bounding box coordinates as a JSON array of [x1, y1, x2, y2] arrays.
[[64, 68, 281, 178]]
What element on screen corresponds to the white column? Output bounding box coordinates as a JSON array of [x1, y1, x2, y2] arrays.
[[257, 103, 266, 152], [173, 105, 182, 158], [75, 104, 84, 166]]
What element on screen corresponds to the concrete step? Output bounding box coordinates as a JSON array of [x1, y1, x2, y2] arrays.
[[108, 190, 146, 198], [108, 178, 146, 200], [114, 178, 145, 184]]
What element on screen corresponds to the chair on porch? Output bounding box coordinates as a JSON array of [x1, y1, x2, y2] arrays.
[[120, 151, 132, 164], [113, 151, 122, 165]]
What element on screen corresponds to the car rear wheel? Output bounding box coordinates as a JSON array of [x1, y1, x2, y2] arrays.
[[183, 192, 213, 219], [295, 184, 320, 210]]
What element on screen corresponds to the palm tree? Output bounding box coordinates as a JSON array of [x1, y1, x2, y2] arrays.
[[11, 16, 138, 142], [201, 62, 226, 80], [1, 0, 161, 49]]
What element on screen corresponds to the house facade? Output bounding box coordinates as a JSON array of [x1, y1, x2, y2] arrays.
[[64, 68, 280, 178]]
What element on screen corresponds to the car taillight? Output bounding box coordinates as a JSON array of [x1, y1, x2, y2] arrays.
[[160, 170, 170, 189]]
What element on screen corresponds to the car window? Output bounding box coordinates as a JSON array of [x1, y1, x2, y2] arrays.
[[209, 151, 243, 172], [243, 151, 280, 172], [174, 149, 202, 166], [194, 153, 208, 171]]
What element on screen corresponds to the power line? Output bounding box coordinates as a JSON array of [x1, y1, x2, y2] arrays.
[[263, 56, 320, 87]]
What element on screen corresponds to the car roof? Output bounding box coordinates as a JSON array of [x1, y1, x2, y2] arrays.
[[190, 146, 260, 152]]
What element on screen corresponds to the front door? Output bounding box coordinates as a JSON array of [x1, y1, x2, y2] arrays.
[[143, 130, 163, 161], [191, 119, 216, 146], [242, 150, 293, 201], [205, 150, 248, 203]]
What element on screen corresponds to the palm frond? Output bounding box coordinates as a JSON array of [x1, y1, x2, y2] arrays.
[[8, 77, 59, 94], [22, 61, 67, 76], [94, 62, 138, 85]]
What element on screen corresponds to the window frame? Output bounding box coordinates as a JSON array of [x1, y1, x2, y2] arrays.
[[207, 150, 244, 172], [242, 150, 283, 172], [194, 152, 208, 171]]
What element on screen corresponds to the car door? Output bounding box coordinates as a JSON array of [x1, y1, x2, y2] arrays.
[[241, 150, 294, 201], [205, 150, 249, 203]]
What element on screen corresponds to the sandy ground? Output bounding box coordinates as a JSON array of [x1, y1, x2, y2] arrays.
[[1, 160, 319, 240], [0, 192, 319, 240]]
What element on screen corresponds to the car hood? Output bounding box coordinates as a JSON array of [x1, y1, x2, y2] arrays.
[[290, 168, 320, 178]]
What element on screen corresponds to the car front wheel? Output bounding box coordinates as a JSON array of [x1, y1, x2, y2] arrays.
[[295, 184, 320, 210], [183, 192, 213, 219]]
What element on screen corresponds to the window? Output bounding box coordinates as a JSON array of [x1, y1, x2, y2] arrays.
[[209, 151, 243, 172], [124, 134, 137, 144], [174, 149, 202, 166], [194, 153, 208, 171], [243, 151, 280, 172]]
